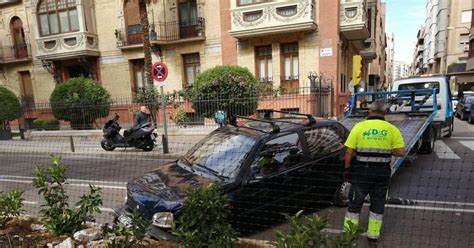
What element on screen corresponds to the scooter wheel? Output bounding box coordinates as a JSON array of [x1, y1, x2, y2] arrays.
[[101, 139, 116, 151], [142, 139, 154, 152]]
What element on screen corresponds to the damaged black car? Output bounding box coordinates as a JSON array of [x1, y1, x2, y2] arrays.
[[113, 111, 349, 240]]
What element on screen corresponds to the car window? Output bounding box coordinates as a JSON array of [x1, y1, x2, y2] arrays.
[[250, 133, 304, 178], [398, 82, 439, 91], [184, 131, 257, 180], [304, 126, 345, 160]]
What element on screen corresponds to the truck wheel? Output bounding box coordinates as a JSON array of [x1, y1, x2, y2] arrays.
[[333, 181, 351, 207], [444, 122, 453, 138], [419, 127, 435, 154]]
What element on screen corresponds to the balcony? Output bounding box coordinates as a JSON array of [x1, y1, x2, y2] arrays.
[[229, 0, 317, 39], [116, 18, 206, 48], [340, 0, 370, 41], [36, 32, 99, 60], [0, 43, 32, 64], [0, 0, 20, 5]]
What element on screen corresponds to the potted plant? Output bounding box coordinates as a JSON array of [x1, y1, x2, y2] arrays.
[[0, 86, 21, 140]]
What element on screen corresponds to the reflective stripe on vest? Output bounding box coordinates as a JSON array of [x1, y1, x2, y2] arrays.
[[356, 148, 391, 164]]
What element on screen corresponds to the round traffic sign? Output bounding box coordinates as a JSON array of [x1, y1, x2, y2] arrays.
[[152, 62, 168, 82]]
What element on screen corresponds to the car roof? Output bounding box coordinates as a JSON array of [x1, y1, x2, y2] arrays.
[[220, 117, 343, 139]]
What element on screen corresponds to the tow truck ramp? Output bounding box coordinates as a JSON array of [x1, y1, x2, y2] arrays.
[[340, 89, 438, 175]]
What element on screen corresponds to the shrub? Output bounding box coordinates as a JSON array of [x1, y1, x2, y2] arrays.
[[102, 208, 152, 248], [0, 86, 21, 131], [33, 118, 60, 130], [274, 211, 362, 248], [191, 65, 259, 118], [50, 77, 111, 130], [173, 184, 238, 248], [0, 190, 24, 226], [170, 106, 189, 127], [33, 156, 103, 235]]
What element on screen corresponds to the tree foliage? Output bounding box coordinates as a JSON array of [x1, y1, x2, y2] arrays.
[[0, 86, 21, 130], [50, 77, 111, 129], [191, 65, 259, 118]]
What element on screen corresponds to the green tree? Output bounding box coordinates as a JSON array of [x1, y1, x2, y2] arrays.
[[191, 65, 259, 118], [50, 77, 111, 130], [0, 86, 21, 131]]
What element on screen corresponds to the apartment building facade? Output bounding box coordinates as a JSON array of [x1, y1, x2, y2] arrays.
[[0, 0, 385, 118], [367, 1, 386, 92], [385, 32, 394, 87], [412, 26, 425, 75]]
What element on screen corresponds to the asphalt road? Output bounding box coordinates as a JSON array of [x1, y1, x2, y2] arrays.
[[1, 119, 474, 247]]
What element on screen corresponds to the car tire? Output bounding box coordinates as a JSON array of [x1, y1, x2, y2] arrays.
[[469, 115, 474, 124], [333, 181, 351, 207], [419, 127, 435, 154], [461, 111, 467, 120], [101, 139, 116, 151]]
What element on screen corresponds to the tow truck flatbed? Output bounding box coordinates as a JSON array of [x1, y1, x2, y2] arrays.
[[340, 89, 438, 175]]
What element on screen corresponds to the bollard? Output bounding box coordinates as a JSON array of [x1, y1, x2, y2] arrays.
[[162, 134, 169, 154], [69, 136, 75, 152]]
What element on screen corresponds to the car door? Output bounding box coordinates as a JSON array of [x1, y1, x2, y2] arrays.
[[229, 132, 309, 223]]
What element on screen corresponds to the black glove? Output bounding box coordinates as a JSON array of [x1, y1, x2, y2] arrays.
[[344, 168, 352, 182]]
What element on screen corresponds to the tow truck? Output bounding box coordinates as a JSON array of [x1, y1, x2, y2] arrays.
[[340, 88, 439, 175]]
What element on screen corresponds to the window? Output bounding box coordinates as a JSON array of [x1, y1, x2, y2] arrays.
[[37, 0, 79, 36], [243, 11, 263, 22], [130, 59, 145, 93], [461, 10, 472, 23], [10, 17, 28, 59], [250, 133, 304, 178], [340, 74, 347, 93], [280, 42, 299, 94], [238, 0, 269, 6], [179, 0, 199, 38], [183, 53, 201, 87], [304, 127, 345, 160], [460, 33, 469, 51], [255, 45, 272, 82], [276, 6, 297, 17]]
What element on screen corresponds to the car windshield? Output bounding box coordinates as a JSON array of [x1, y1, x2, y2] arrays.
[[180, 130, 257, 180], [399, 82, 439, 91]]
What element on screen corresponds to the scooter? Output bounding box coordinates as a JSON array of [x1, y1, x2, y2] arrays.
[[100, 114, 157, 151]]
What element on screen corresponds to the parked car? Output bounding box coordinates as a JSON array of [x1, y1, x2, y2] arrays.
[[455, 96, 474, 121], [113, 111, 349, 239], [468, 101, 474, 124]]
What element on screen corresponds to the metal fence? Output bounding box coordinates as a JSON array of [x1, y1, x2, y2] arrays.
[[19, 86, 334, 131]]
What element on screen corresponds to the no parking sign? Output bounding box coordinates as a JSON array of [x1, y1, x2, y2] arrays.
[[152, 61, 168, 83]]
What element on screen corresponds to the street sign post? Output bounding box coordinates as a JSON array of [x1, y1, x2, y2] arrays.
[[152, 62, 169, 154]]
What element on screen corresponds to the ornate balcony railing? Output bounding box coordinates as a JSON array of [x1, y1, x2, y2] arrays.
[[0, 43, 32, 63], [116, 18, 205, 48]]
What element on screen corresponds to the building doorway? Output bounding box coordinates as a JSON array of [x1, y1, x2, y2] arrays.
[[19, 71, 34, 107], [10, 17, 28, 59]]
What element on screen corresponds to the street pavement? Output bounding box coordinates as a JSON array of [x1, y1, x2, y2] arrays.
[[0, 119, 473, 247]]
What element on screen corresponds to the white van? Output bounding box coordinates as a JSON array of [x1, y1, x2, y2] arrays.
[[391, 75, 454, 138]]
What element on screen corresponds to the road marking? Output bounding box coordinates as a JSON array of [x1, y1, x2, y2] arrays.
[[0, 175, 126, 186], [451, 137, 474, 140], [415, 200, 474, 207], [23, 201, 38, 205], [434, 140, 460, 159], [69, 183, 126, 190], [459, 141, 474, 151]]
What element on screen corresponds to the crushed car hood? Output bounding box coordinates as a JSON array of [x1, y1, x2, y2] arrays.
[[127, 162, 215, 214]]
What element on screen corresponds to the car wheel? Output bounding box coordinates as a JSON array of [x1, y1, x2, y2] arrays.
[[444, 122, 453, 138], [333, 181, 351, 207], [469, 115, 474, 124], [461, 111, 467, 120], [101, 139, 116, 151], [419, 127, 435, 154]]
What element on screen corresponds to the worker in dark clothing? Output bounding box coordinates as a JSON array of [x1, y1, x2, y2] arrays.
[[135, 106, 151, 126], [343, 99, 405, 244]]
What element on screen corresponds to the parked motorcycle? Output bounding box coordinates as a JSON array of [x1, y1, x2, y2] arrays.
[[101, 114, 157, 151]]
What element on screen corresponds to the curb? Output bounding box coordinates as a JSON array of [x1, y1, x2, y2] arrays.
[[0, 150, 181, 160]]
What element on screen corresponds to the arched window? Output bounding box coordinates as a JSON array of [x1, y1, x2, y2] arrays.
[[37, 0, 79, 36], [10, 17, 28, 59]]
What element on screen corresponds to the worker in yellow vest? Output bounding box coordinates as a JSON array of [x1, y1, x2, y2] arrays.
[[343, 99, 405, 244]]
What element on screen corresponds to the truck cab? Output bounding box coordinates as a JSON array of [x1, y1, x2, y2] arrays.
[[391, 75, 454, 138]]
